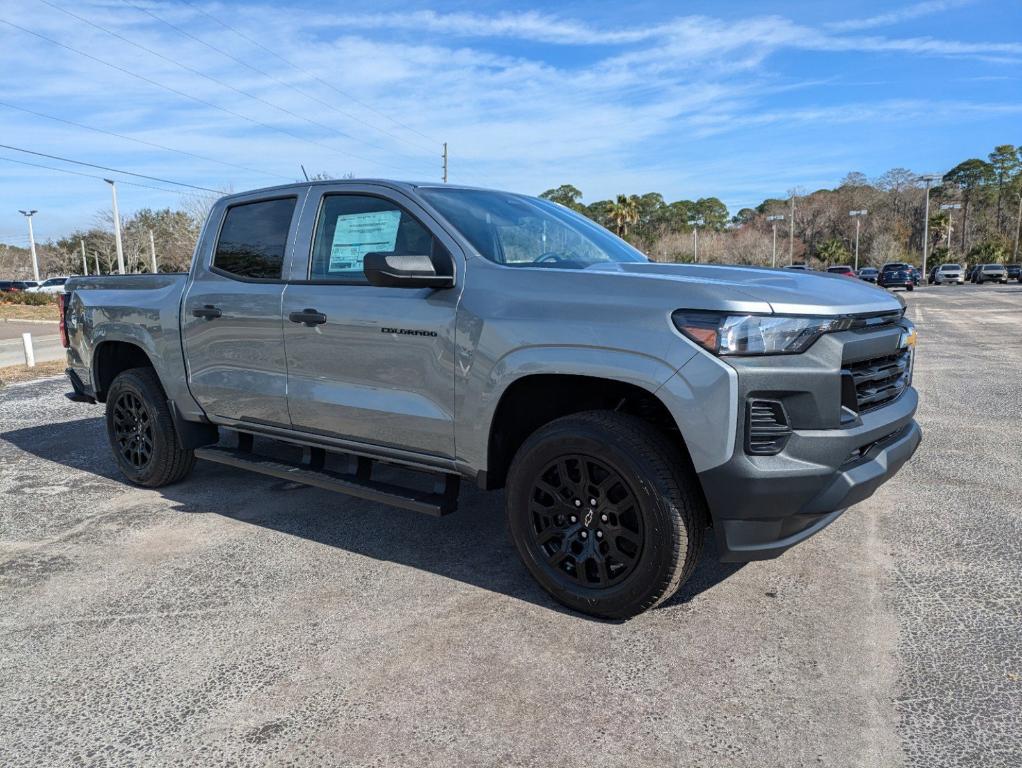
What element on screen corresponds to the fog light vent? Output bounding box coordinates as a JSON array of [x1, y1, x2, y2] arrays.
[[745, 400, 792, 456]]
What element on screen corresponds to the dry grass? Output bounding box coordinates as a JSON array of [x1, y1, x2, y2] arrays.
[[0, 359, 66, 387], [0, 303, 60, 321]]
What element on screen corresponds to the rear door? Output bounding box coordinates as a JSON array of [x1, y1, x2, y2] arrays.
[[182, 191, 305, 426], [281, 184, 464, 459]]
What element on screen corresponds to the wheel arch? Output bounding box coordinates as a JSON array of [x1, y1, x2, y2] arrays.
[[92, 340, 158, 402], [481, 372, 695, 490]]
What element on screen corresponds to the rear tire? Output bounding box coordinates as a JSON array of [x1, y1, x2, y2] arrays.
[[105, 367, 195, 487], [505, 411, 705, 619]]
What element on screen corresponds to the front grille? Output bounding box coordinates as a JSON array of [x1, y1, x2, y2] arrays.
[[842, 347, 911, 413]]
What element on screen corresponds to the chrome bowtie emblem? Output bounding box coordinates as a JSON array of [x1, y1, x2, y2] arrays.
[[584, 509, 593, 527]]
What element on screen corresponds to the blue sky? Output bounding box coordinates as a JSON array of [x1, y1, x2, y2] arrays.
[[1, 0, 1020, 242]]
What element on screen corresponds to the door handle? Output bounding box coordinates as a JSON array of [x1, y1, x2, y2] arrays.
[[192, 305, 222, 320], [288, 308, 327, 326]]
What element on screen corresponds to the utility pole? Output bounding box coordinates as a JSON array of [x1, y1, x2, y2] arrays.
[[690, 217, 703, 263], [1014, 191, 1022, 262], [788, 194, 795, 265], [18, 209, 40, 282], [940, 203, 961, 256], [80, 239, 87, 275], [919, 174, 941, 279], [849, 210, 867, 271], [93, 250, 100, 275], [441, 142, 448, 183], [105, 179, 125, 274], [767, 214, 784, 268], [148, 229, 158, 273]]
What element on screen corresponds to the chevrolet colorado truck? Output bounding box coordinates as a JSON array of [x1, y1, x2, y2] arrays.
[[61, 180, 921, 618]]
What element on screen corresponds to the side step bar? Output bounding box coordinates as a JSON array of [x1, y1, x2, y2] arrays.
[[194, 445, 460, 516]]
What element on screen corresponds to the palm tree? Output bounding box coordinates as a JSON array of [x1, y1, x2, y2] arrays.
[[609, 194, 640, 237]]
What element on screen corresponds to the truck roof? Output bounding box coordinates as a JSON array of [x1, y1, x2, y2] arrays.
[[217, 179, 502, 204]]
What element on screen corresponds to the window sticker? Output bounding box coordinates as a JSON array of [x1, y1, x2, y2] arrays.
[[328, 210, 401, 272]]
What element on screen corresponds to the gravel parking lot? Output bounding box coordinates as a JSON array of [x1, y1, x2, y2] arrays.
[[1, 285, 1019, 767]]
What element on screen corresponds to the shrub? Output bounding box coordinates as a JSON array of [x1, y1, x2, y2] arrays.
[[0, 291, 57, 306]]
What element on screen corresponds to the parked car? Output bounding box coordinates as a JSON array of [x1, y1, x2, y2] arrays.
[[783, 263, 810, 271], [60, 180, 921, 619], [932, 263, 965, 285], [0, 280, 36, 292], [28, 276, 69, 294], [826, 265, 857, 278], [908, 267, 921, 286], [965, 264, 980, 282], [973, 263, 1008, 284], [878, 266, 914, 291], [1006, 263, 1021, 282], [857, 267, 879, 283]]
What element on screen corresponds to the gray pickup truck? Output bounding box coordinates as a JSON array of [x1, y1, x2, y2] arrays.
[[61, 180, 921, 618]]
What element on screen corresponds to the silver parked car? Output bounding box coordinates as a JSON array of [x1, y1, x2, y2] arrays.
[[933, 263, 964, 285], [974, 263, 1008, 284]]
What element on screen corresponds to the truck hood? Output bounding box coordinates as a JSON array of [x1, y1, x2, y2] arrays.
[[586, 262, 903, 316]]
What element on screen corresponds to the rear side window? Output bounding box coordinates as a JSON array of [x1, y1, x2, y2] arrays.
[[213, 198, 296, 280], [309, 194, 438, 282]]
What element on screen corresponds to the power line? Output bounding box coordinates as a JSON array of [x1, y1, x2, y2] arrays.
[[177, 0, 441, 149], [0, 144, 222, 192], [0, 155, 187, 195], [35, 0, 426, 173], [0, 17, 417, 175], [0, 101, 292, 182], [121, 0, 437, 158]]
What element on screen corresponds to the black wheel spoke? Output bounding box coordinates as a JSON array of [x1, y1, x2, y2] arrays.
[[111, 391, 154, 470]]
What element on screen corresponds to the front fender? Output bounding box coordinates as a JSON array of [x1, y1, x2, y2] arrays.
[[455, 344, 693, 472]]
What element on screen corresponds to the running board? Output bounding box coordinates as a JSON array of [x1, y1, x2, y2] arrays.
[[194, 446, 460, 516]]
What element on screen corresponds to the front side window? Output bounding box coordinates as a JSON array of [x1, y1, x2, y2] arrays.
[[310, 195, 438, 282], [213, 197, 296, 280], [418, 188, 648, 269]]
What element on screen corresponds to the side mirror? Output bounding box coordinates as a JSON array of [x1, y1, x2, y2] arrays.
[[363, 253, 454, 289]]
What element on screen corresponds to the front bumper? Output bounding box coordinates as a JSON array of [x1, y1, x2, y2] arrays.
[[699, 392, 920, 560], [694, 320, 920, 562]]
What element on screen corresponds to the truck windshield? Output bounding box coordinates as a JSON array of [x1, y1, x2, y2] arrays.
[[418, 187, 648, 268]]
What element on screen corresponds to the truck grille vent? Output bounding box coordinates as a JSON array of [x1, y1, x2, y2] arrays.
[[745, 400, 792, 456], [842, 347, 911, 413]]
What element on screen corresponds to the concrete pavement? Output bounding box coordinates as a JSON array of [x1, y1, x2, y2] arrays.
[[0, 286, 1019, 766]]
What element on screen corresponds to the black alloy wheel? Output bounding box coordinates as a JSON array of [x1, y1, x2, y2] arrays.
[[528, 454, 644, 589], [112, 390, 154, 470]]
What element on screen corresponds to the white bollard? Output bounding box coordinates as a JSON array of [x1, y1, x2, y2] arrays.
[[22, 332, 35, 367]]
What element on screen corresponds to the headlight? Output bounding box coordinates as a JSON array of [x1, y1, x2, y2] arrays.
[[672, 311, 852, 356]]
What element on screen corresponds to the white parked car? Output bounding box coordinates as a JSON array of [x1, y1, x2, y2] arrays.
[[27, 276, 70, 294], [933, 263, 964, 285]]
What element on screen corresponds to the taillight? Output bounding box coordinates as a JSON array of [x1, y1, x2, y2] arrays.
[[57, 293, 70, 348]]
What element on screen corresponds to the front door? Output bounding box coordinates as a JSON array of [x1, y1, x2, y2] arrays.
[[182, 194, 301, 427], [282, 189, 462, 458]]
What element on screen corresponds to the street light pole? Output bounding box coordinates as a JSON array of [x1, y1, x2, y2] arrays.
[[849, 210, 867, 271], [767, 214, 784, 268], [18, 210, 40, 282], [104, 179, 125, 274], [919, 174, 941, 279], [788, 195, 795, 265]]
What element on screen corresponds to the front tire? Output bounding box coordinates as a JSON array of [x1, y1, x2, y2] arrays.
[[105, 367, 195, 487], [505, 411, 705, 619]]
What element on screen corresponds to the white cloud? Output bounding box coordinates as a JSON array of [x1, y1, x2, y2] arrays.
[[826, 0, 974, 32], [0, 0, 1017, 240]]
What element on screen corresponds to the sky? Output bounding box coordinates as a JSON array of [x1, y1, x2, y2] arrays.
[[1, 0, 1020, 243]]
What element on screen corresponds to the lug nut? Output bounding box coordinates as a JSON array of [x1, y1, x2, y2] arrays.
[[574, 499, 582, 507], [589, 498, 597, 506], [569, 515, 577, 523], [580, 531, 588, 539], [601, 514, 608, 523], [596, 530, 603, 539]]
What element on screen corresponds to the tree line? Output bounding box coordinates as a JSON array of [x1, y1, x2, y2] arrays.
[[3, 146, 1020, 279], [542, 143, 1022, 268]]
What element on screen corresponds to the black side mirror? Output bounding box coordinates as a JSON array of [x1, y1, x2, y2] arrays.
[[363, 253, 454, 289]]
